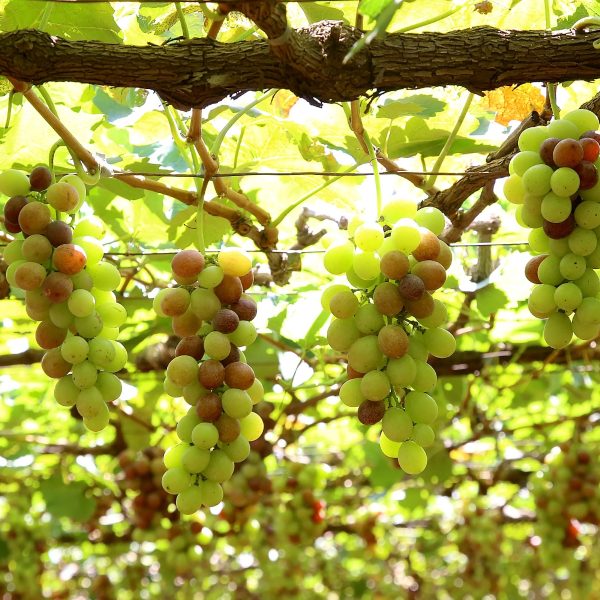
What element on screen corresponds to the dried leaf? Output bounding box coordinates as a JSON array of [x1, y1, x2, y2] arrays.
[[481, 84, 545, 126], [273, 90, 299, 118]]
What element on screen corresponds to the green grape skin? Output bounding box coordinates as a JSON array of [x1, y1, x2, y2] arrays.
[[239, 412, 263, 441], [546, 119, 579, 139], [418, 300, 448, 329], [548, 237, 570, 258], [327, 318, 360, 353], [0, 169, 30, 196], [247, 378, 264, 405], [73, 236, 103, 265], [360, 370, 391, 401], [75, 386, 105, 419], [54, 376, 80, 407], [96, 372, 122, 402], [379, 432, 401, 458], [221, 435, 251, 463], [543, 311, 573, 349], [227, 321, 257, 348], [386, 355, 416, 388], [509, 151, 543, 177], [198, 480, 223, 507], [222, 388, 253, 419], [177, 413, 201, 444], [339, 378, 365, 408], [68, 289, 96, 318], [537, 255, 564, 286], [166, 355, 199, 387], [176, 486, 203, 515], [503, 174, 525, 204], [202, 450, 235, 483], [528, 284, 557, 317], [323, 240, 354, 275], [405, 391, 438, 424], [321, 284, 351, 312], [162, 467, 192, 495], [87, 262, 121, 291], [347, 335, 385, 374], [49, 303, 74, 329], [422, 328, 455, 358], [381, 198, 418, 224], [559, 253, 586, 280], [73, 216, 103, 239], [354, 222, 384, 252], [528, 228, 550, 253], [522, 164, 553, 196], [354, 303, 385, 335], [554, 282, 582, 312], [198, 264, 224, 288], [353, 250, 381, 280], [192, 422, 219, 449], [88, 337, 116, 369], [574, 269, 600, 297], [329, 290, 359, 319], [390, 219, 421, 254], [574, 201, 600, 229], [550, 167, 580, 197], [60, 336, 89, 365], [541, 193, 572, 223], [562, 108, 600, 136], [407, 333, 429, 362], [568, 227, 597, 256], [412, 423, 435, 448], [411, 361, 437, 393], [382, 407, 413, 442], [521, 195, 543, 228], [414, 207, 445, 235], [96, 302, 127, 328], [164, 443, 188, 469], [71, 360, 98, 389], [83, 404, 110, 432], [572, 312, 600, 340], [74, 312, 104, 339], [190, 288, 221, 320], [517, 126, 549, 152], [574, 296, 600, 325], [104, 341, 128, 372], [181, 446, 211, 473], [61, 174, 86, 211], [345, 266, 378, 290], [2, 239, 24, 264], [397, 441, 428, 475]]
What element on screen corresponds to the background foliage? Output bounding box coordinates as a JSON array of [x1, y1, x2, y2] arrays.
[[0, 1, 599, 599]]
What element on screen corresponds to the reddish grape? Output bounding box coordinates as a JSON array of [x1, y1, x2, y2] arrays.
[[3, 195, 28, 223], [412, 230, 441, 261], [580, 137, 600, 162], [380, 250, 410, 280], [224, 362, 255, 390], [196, 392, 223, 422], [171, 250, 205, 279], [357, 400, 385, 425], [45, 221, 73, 247], [539, 137, 560, 167], [552, 139, 584, 168], [214, 275, 243, 305], [574, 161, 598, 190], [524, 254, 547, 284], [543, 215, 576, 239], [230, 296, 258, 321], [212, 308, 239, 334], [52, 244, 87, 275], [42, 272, 74, 303], [397, 274, 425, 300], [580, 130, 600, 144], [198, 359, 225, 389], [239, 270, 254, 290], [18, 201, 51, 235], [220, 344, 241, 366], [35, 320, 67, 349], [216, 413, 240, 442], [29, 166, 53, 192], [404, 291, 435, 318], [175, 336, 204, 359]]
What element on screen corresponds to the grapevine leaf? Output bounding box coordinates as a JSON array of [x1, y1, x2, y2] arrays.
[[40, 475, 95, 522]]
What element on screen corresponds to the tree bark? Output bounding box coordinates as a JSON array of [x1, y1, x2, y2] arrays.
[[1, 26, 600, 108]]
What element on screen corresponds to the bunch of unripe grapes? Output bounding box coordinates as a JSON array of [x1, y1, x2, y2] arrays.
[[0, 165, 127, 431], [117, 447, 175, 529], [156, 248, 266, 514], [322, 201, 455, 475], [221, 450, 272, 511], [531, 441, 599, 564], [503, 108, 600, 348]]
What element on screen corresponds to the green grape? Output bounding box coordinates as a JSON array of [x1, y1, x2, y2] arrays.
[[522, 164, 553, 196], [72, 360, 98, 389], [339, 378, 365, 407], [198, 480, 223, 507], [61, 174, 86, 210], [96, 302, 127, 327], [91, 288, 115, 305], [538, 255, 563, 286], [422, 327, 455, 358], [74, 312, 103, 338], [347, 215, 364, 236], [104, 341, 127, 372], [162, 467, 192, 494], [54, 376, 80, 407], [2, 239, 24, 264], [75, 386, 105, 418], [517, 126, 549, 152], [190, 287, 221, 320], [177, 413, 201, 443], [0, 169, 30, 196], [329, 290, 359, 319], [574, 201, 600, 229], [360, 370, 391, 401], [67, 289, 96, 318], [572, 312, 600, 340], [411, 361, 437, 393], [574, 269, 600, 297], [541, 192, 572, 223], [386, 354, 416, 387], [61, 335, 89, 364], [87, 262, 121, 291], [239, 412, 263, 441], [554, 282, 582, 312], [347, 335, 385, 373], [398, 441, 428, 475], [354, 303, 385, 334], [548, 237, 570, 257], [192, 422, 220, 449], [202, 450, 234, 483], [568, 227, 597, 256], [528, 284, 557, 316], [88, 337, 116, 369], [323, 240, 354, 275], [559, 253, 586, 280], [414, 207, 446, 235], [247, 378, 264, 405], [198, 264, 224, 288], [73, 236, 103, 265], [528, 228, 550, 253], [503, 174, 525, 204], [574, 296, 600, 325], [382, 407, 413, 442], [167, 355, 199, 387], [407, 332, 429, 361], [412, 423, 435, 448], [83, 404, 110, 432], [345, 266, 378, 289], [221, 435, 251, 463], [418, 300, 447, 329], [562, 108, 599, 136], [586, 241, 600, 268], [405, 391, 438, 424], [520, 195, 543, 228], [182, 380, 207, 405], [550, 167, 580, 197], [543, 311, 573, 349], [326, 318, 360, 352], [182, 446, 211, 473], [321, 284, 351, 312], [73, 216, 103, 239], [176, 486, 203, 514], [227, 321, 257, 347], [579, 180, 600, 201], [49, 303, 73, 329], [509, 151, 543, 177], [96, 372, 122, 402], [381, 198, 418, 223], [390, 219, 421, 254], [164, 443, 187, 469], [222, 388, 253, 419], [379, 432, 401, 458], [546, 119, 579, 139], [354, 222, 384, 251], [353, 250, 381, 280], [5, 260, 26, 287]]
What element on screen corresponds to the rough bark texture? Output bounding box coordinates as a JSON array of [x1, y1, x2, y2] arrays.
[[1, 27, 600, 108]]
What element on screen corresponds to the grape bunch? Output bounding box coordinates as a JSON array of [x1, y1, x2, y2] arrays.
[[503, 108, 600, 348], [117, 447, 175, 529], [156, 248, 266, 514], [0, 166, 127, 431], [321, 202, 455, 474]]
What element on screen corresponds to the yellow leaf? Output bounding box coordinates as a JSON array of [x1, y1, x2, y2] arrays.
[[481, 84, 545, 126], [273, 90, 299, 118]]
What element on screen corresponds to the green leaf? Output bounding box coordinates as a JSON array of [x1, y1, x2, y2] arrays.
[[364, 440, 403, 487], [377, 95, 447, 120], [300, 3, 346, 23], [476, 285, 509, 318], [0, 537, 9, 560], [40, 475, 95, 522], [359, 0, 395, 19]]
